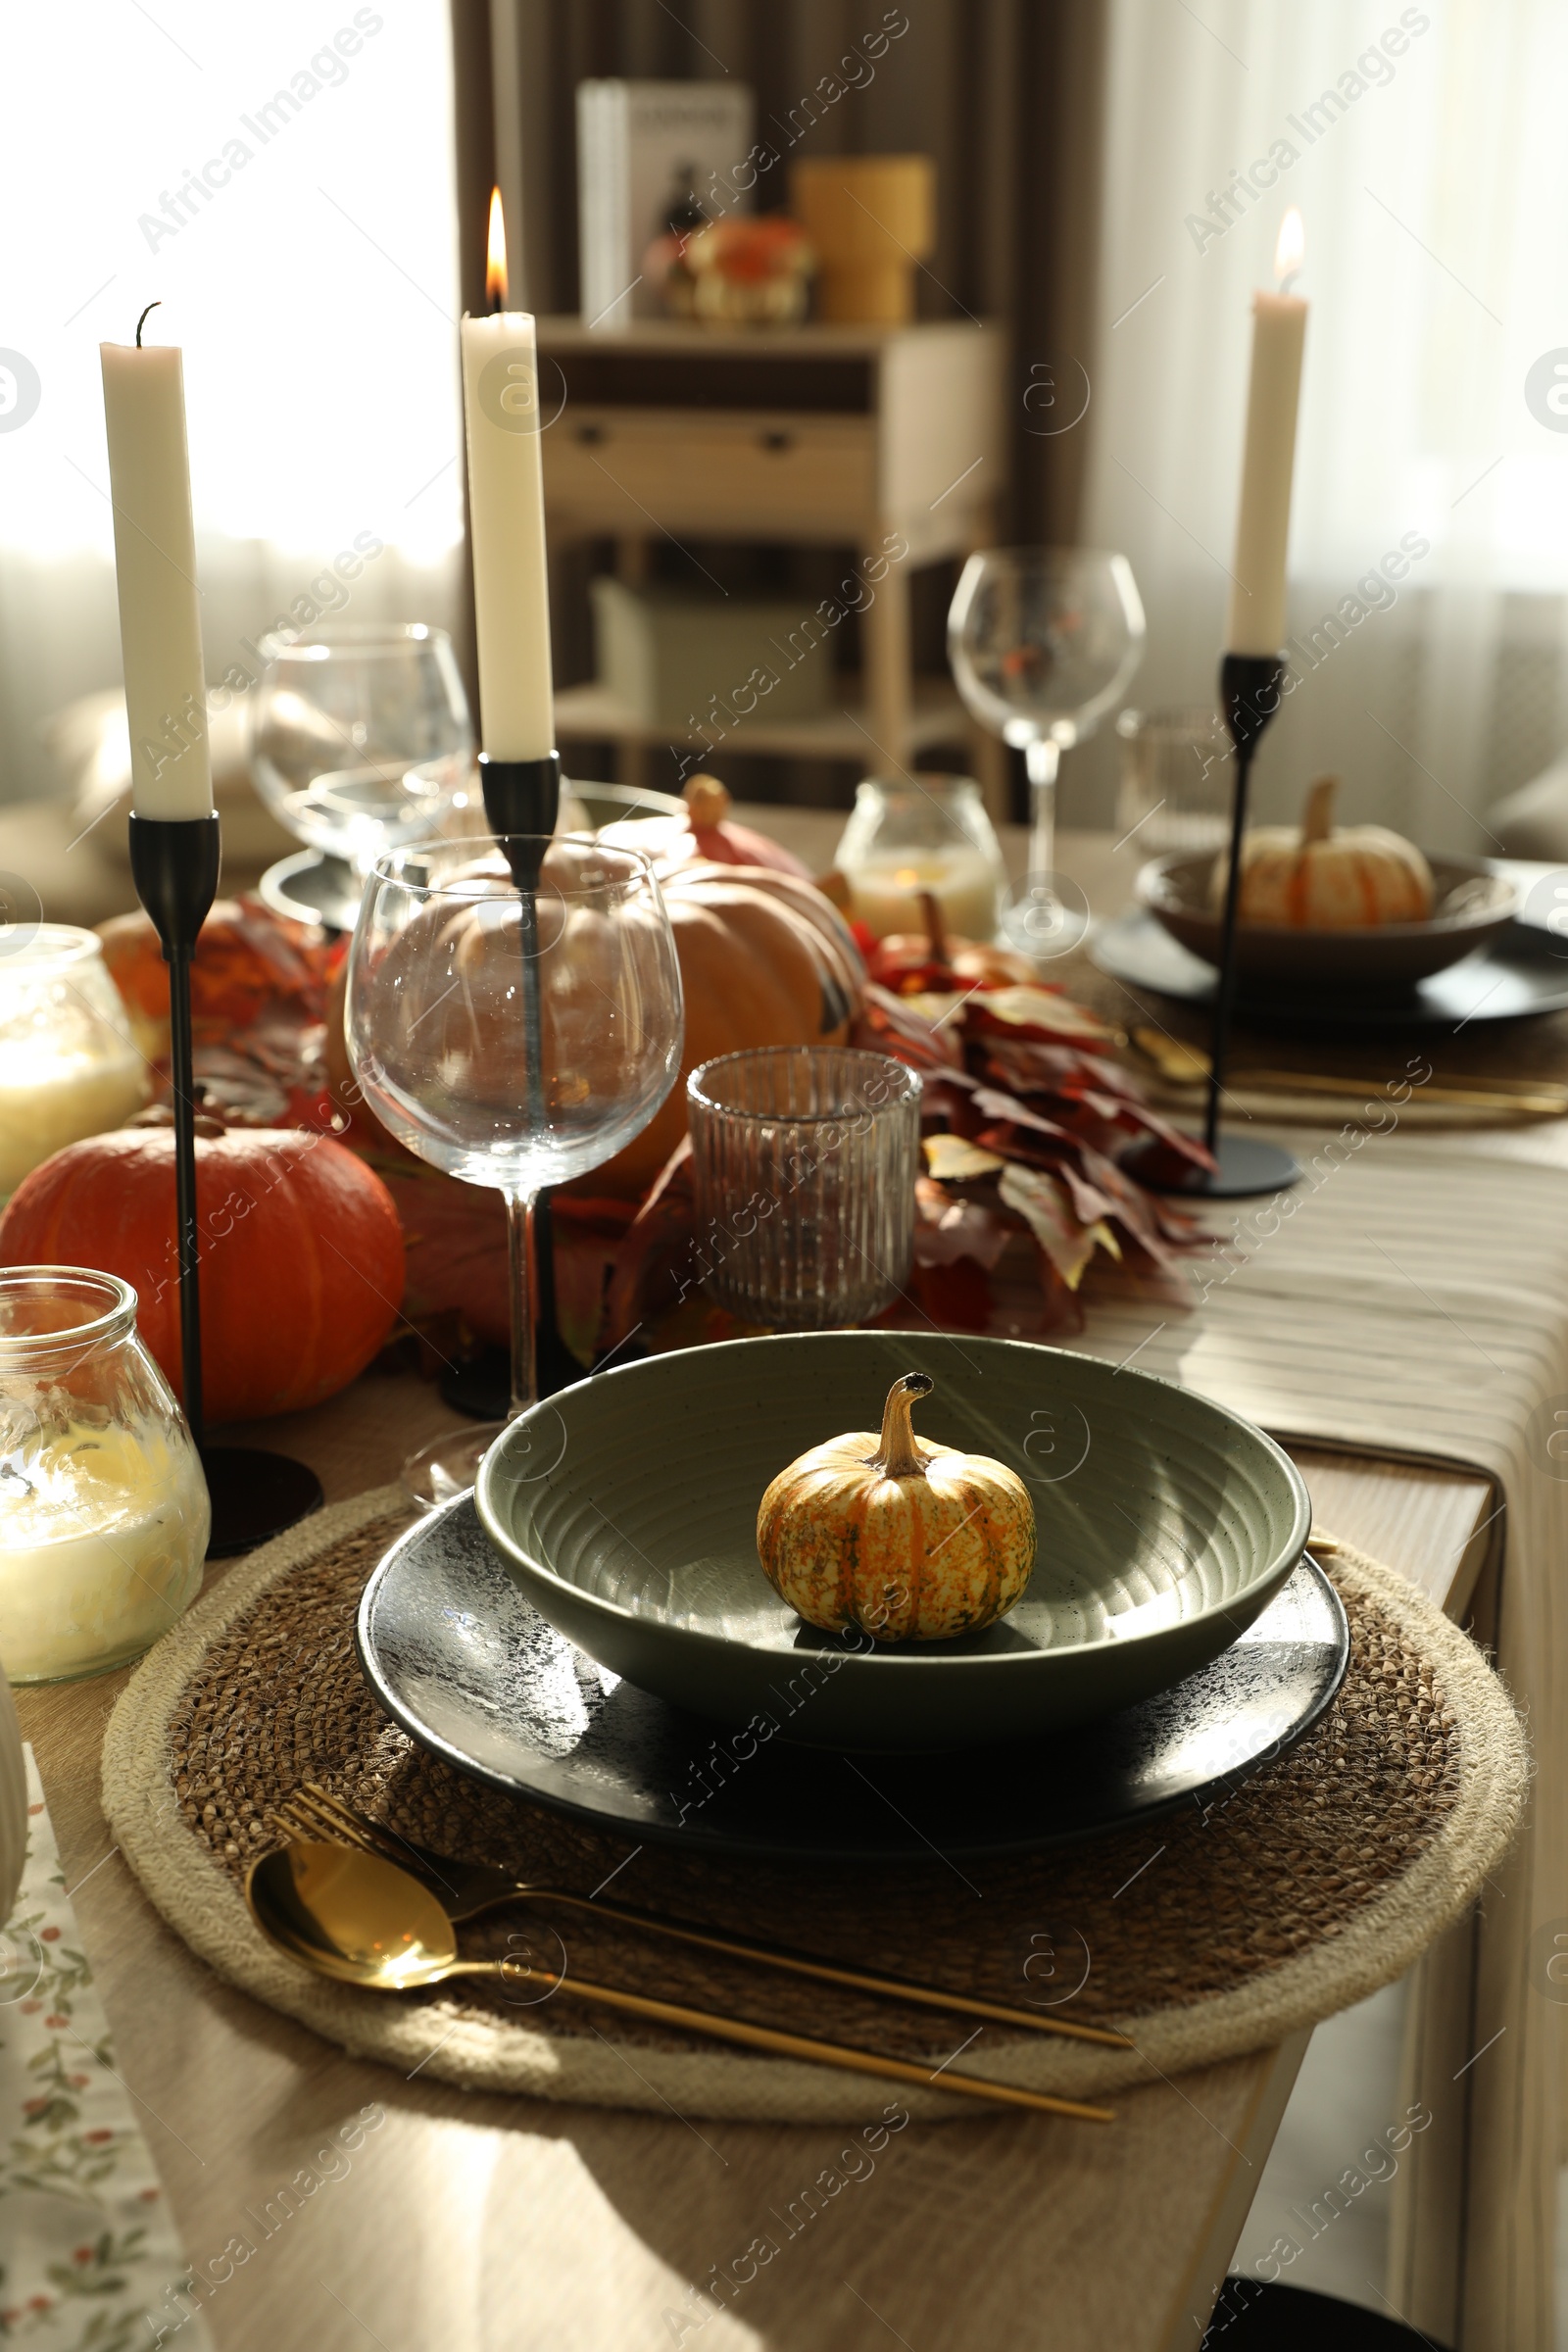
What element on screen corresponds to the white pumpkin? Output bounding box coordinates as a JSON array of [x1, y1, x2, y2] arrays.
[[1211, 776, 1435, 928]]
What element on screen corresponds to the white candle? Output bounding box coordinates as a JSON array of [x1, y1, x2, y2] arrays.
[[848, 848, 1002, 943], [1223, 210, 1307, 657], [0, 1054, 147, 1198], [0, 1419, 207, 1682], [460, 191, 555, 760], [100, 320, 214, 818]]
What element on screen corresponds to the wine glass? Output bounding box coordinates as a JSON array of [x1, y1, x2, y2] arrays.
[[948, 549, 1146, 956], [346, 834, 684, 1503], [251, 623, 473, 927]]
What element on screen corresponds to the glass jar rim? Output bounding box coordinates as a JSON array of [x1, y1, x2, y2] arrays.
[[0, 923, 106, 974], [688, 1046, 922, 1121], [0, 1265, 138, 1360]]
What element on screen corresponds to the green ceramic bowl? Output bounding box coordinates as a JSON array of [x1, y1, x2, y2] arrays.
[[474, 1332, 1311, 1752]]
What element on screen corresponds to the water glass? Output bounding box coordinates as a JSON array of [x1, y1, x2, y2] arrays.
[[687, 1048, 922, 1330], [1115, 707, 1232, 859], [250, 622, 472, 877]]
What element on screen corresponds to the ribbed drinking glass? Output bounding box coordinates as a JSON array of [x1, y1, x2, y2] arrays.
[[686, 1047, 922, 1330]]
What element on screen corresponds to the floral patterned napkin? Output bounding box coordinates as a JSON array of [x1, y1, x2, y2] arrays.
[[0, 1749, 211, 2351]]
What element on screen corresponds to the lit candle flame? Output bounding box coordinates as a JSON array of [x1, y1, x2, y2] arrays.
[[1274, 206, 1304, 291], [485, 186, 508, 311]]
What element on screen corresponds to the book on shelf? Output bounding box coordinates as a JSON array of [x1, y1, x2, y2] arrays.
[[576, 78, 755, 330]]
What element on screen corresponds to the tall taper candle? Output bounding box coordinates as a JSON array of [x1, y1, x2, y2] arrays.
[[1223, 212, 1307, 658], [100, 315, 214, 818], [459, 195, 555, 760]]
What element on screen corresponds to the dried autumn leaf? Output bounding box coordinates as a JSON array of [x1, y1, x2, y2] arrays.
[[999, 1163, 1120, 1292], [922, 1133, 1006, 1183]]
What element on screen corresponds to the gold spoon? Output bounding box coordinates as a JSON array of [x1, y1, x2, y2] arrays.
[[245, 1840, 1114, 2125], [275, 1782, 1132, 2050]]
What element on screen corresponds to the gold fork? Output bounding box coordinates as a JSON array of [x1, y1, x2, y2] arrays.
[[272, 1782, 1133, 2051]]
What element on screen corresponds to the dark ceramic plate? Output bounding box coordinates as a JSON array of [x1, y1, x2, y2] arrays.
[[1092, 907, 1568, 1033], [356, 1496, 1349, 1862]]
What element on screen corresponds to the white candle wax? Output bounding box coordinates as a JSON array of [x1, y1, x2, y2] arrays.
[[0, 1050, 148, 1197], [99, 338, 214, 818], [848, 848, 1002, 943], [460, 309, 555, 760], [0, 1419, 208, 1682], [1224, 284, 1307, 656]]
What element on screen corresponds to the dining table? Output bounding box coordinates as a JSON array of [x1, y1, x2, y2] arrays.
[[11, 810, 1556, 2352]]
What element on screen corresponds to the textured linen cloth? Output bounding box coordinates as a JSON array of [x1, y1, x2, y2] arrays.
[[1061, 1120, 1568, 2350]]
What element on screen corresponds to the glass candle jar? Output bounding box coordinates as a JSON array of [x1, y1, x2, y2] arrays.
[[833, 775, 1006, 943], [0, 927, 149, 1199], [0, 1268, 209, 1683], [687, 1047, 922, 1330]]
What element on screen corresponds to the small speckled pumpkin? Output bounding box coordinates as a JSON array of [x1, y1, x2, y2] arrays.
[[756, 1372, 1036, 1641], [1213, 774, 1435, 927]]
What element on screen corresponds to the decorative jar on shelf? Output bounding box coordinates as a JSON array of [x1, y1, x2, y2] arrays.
[[0, 927, 148, 1200], [0, 1267, 208, 1684], [833, 775, 1006, 942]]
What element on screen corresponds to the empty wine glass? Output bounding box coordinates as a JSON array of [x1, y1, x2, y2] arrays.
[[949, 549, 1146, 956], [251, 623, 472, 925], [346, 835, 683, 1503]]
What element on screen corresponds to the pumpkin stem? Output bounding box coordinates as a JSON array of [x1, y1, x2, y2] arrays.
[[1299, 775, 1339, 847], [683, 774, 733, 830], [870, 1371, 934, 1479], [917, 889, 949, 963]]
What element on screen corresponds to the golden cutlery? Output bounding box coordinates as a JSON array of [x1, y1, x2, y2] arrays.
[[273, 1783, 1132, 2051], [1130, 1028, 1567, 1114], [245, 1839, 1114, 2124]]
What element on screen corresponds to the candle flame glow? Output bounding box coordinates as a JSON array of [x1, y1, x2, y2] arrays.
[[485, 186, 508, 311], [1274, 207, 1304, 287]]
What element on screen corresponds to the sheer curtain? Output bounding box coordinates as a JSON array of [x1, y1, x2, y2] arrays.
[[1079, 0, 1568, 849], [0, 0, 464, 807]]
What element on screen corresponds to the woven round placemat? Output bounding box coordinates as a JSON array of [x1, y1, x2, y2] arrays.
[[102, 1486, 1526, 2124]]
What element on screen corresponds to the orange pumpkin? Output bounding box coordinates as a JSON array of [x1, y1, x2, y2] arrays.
[[587, 859, 865, 1196], [1216, 775, 1435, 927], [757, 1372, 1036, 1641], [0, 1118, 405, 1423]]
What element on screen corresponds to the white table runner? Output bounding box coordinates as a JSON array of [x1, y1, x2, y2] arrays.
[[1059, 1123, 1568, 2350]]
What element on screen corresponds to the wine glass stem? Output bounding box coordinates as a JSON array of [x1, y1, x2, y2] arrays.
[[1026, 738, 1060, 885], [505, 1189, 541, 1417]]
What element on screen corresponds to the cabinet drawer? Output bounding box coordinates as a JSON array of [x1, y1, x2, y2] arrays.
[[542, 409, 877, 538]]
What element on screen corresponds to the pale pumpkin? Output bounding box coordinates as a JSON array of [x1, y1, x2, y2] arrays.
[[1212, 775, 1435, 927], [757, 1372, 1036, 1641]]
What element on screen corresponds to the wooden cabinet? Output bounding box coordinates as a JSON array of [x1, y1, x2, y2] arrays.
[[536, 317, 1008, 804]]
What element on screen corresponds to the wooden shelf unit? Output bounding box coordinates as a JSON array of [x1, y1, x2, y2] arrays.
[[536, 316, 1008, 806]]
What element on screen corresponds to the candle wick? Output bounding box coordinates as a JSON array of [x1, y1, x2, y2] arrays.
[[135, 300, 162, 348]]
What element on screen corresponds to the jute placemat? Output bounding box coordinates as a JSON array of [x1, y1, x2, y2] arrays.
[[101, 1487, 1526, 2124]]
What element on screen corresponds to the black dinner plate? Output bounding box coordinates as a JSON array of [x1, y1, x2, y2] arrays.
[[1091, 908, 1568, 1034], [355, 1496, 1349, 1863]]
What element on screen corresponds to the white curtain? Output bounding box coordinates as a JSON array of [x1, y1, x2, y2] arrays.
[[0, 0, 464, 806], [1079, 0, 1568, 850]]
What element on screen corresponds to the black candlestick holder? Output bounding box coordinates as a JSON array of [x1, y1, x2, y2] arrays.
[[127, 811, 323, 1556], [470, 752, 579, 1402], [1122, 652, 1301, 1200]]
